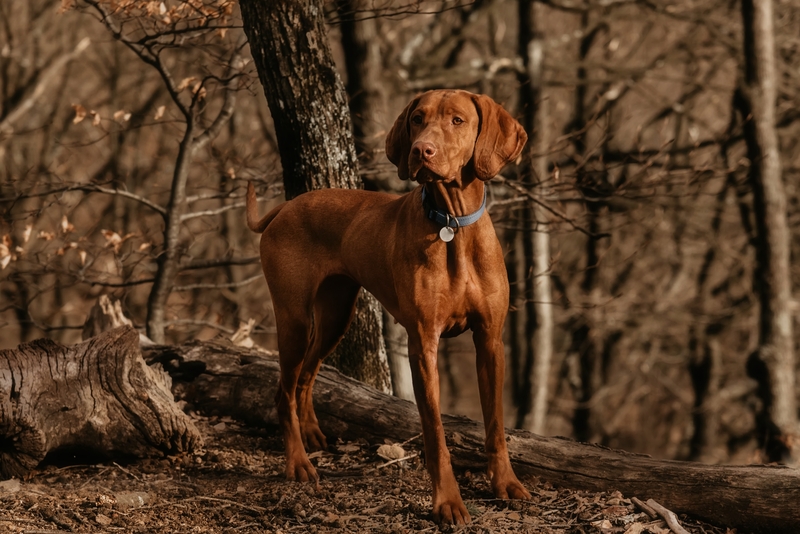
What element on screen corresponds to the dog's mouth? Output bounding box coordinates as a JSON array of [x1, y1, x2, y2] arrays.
[[410, 161, 453, 183]]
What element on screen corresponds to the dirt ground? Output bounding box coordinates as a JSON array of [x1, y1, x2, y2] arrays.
[[0, 416, 734, 534]]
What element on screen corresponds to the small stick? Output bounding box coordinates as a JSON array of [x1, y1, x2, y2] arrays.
[[631, 496, 657, 519], [376, 452, 419, 469], [192, 496, 267, 514], [400, 433, 423, 446], [646, 499, 691, 534], [113, 462, 141, 481]]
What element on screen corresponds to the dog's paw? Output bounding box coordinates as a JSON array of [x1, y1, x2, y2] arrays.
[[300, 424, 328, 452], [433, 497, 471, 525], [491, 476, 531, 501], [285, 456, 318, 483]]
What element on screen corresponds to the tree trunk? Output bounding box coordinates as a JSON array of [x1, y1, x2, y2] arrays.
[[146, 120, 194, 343], [239, 0, 390, 392], [0, 327, 202, 479], [686, 175, 733, 462], [149, 340, 800, 534], [337, 0, 387, 166], [738, 0, 799, 463], [515, 0, 553, 434], [567, 10, 607, 444]]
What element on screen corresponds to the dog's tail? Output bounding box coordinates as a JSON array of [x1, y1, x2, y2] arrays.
[[245, 182, 280, 233]]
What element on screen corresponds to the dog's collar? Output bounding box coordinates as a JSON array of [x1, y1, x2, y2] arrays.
[[421, 186, 487, 230]]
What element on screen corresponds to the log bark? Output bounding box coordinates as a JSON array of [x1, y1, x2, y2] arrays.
[[148, 340, 800, 534], [0, 327, 202, 479]]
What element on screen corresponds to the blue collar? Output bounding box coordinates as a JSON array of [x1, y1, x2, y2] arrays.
[[421, 186, 487, 229]]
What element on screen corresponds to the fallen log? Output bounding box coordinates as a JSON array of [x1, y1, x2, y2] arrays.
[[0, 327, 202, 479], [149, 340, 800, 534]]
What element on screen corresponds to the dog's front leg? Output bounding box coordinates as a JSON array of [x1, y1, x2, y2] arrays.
[[473, 325, 531, 500], [407, 331, 470, 525]]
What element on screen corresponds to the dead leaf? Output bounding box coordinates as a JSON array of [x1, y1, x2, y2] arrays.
[[177, 77, 196, 92], [61, 215, 74, 233], [591, 518, 612, 529], [38, 231, 55, 241], [91, 111, 101, 126], [72, 104, 87, 124], [191, 81, 206, 100], [113, 110, 131, 122], [0, 253, 10, 270], [604, 505, 630, 517], [337, 443, 361, 453], [154, 105, 166, 120], [102, 229, 132, 253], [23, 224, 32, 243], [230, 318, 255, 348], [623, 523, 646, 534], [377, 443, 406, 461]]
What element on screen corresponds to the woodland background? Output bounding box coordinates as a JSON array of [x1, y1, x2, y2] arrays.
[[1, 0, 799, 467]]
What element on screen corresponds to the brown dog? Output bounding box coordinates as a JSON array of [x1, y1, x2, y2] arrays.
[[246, 89, 530, 524]]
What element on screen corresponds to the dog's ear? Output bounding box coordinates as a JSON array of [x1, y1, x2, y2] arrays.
[[471, 94, 528, 181], [385, 96, 421, 180]]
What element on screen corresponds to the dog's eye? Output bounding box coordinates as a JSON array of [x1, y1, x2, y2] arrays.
[[411, 114, 423, 125], [452, 117, 464, 125]]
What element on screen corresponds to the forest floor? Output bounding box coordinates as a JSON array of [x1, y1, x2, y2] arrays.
[[0, 416, 734, 534]]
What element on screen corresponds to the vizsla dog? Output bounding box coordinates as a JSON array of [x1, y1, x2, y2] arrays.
[[246, 89, 530, 524]]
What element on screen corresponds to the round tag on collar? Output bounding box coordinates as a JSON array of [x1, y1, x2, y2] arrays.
[[439, 226, 455, 242]]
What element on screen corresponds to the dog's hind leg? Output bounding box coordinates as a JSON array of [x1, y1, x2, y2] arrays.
[[295, 275, 361, 452], [272, 304, 319, 482]]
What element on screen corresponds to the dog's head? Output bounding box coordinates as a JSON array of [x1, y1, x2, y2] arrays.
[[385, 90, 527, 184]]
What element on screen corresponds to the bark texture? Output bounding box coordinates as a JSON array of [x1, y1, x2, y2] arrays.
[[0, 327, 202, 479], [151, 340, 800, 534], [239, 0, 390, 392], [239, 0, 359, 200]]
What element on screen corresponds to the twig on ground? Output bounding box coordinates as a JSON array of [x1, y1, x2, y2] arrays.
[[631, 496, 658, 519], [113, 462, 141, 481], [376, 453, 419, 469], [400, 433, 423, 446], [192, 496, 267, 513], [646, 499, 691, 534]]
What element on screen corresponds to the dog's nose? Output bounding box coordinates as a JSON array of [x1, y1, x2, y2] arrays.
[[411, 141, 436, 161]]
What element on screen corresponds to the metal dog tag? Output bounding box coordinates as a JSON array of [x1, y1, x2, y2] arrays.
[[439, 226, 455, 242]]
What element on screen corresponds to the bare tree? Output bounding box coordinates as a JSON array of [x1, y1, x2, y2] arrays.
[[514, 0, 553, 434], [738, 0, 799, 463], [0, 0, 272, 348]]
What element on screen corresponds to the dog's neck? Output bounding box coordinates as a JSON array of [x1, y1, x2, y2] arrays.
[[423, 178, 485, 219]]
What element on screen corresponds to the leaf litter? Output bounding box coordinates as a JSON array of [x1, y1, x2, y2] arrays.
[[0, 416, 733, 533]]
